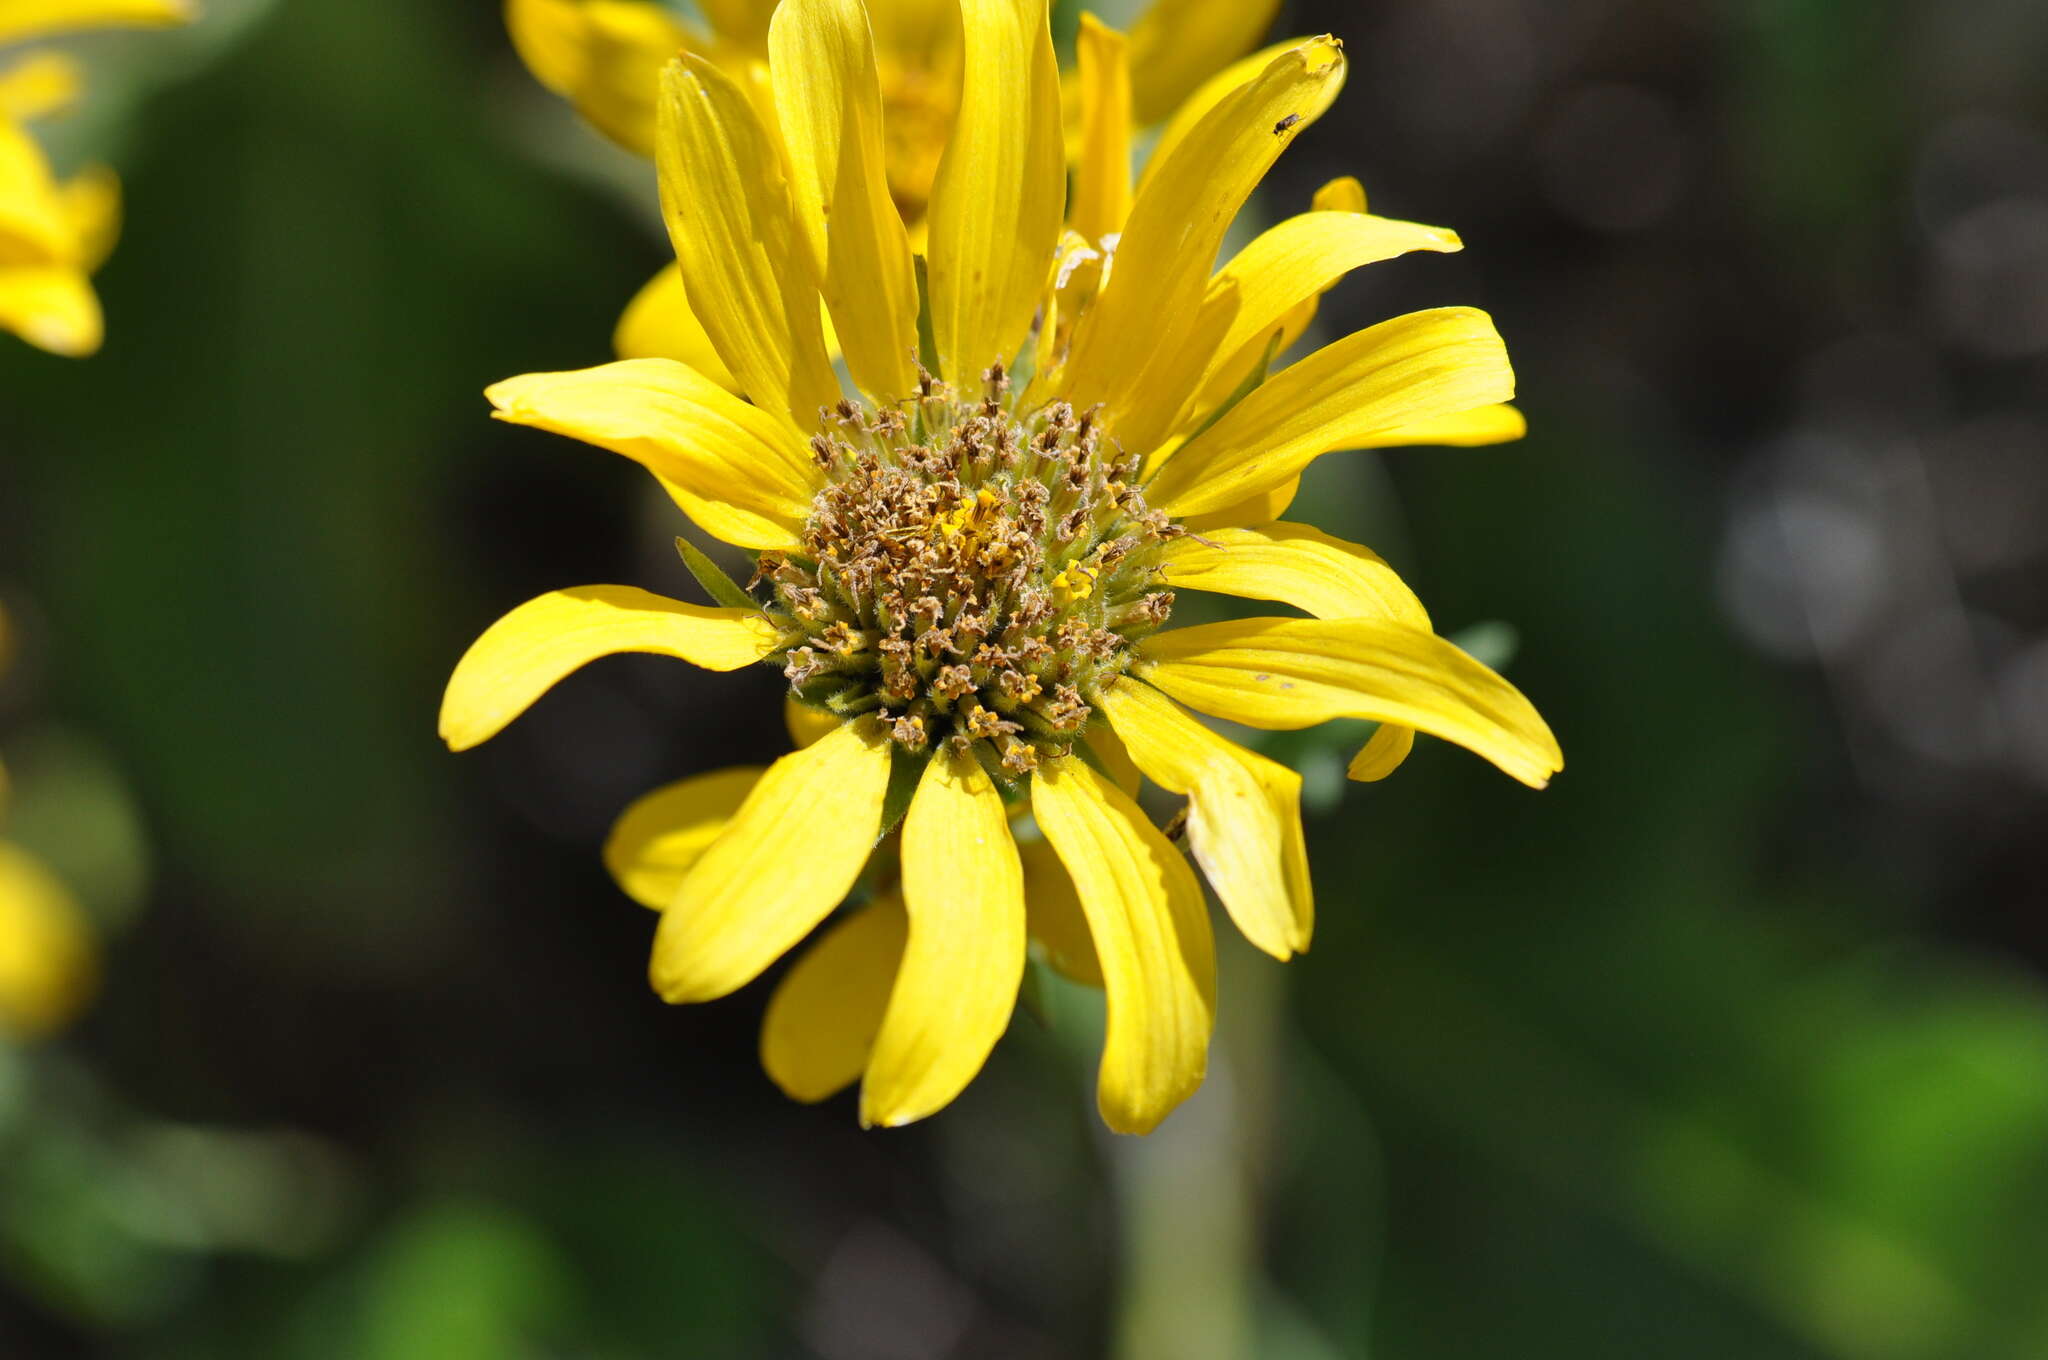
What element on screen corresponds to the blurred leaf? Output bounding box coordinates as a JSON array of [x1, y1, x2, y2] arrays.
[[357, 1200, 575, 1360]]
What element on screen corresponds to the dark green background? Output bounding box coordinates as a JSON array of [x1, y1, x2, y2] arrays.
[[4, 0, 2047, 1355]]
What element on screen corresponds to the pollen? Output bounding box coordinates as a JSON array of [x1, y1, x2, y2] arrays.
[[766, 364, 1182, 781]]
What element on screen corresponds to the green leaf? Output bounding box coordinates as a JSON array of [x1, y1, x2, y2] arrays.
[[874, 745, 929, 843], [672, 536, 758, 612]]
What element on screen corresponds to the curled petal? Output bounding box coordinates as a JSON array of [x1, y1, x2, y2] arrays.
[[1146, 307, 1515, 519], [1140, 616, 1562, 789], [439, 586, 781, 751], [487, 359, 821, 550], [1099, 679, 1311, 960]]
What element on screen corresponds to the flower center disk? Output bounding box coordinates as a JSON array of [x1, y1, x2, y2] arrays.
[[766, 368, 1179, 778]]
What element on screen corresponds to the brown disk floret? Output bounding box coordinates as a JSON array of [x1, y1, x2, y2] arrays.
[[761, 365, 1180, 782]]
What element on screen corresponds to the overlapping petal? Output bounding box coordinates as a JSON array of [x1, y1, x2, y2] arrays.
[[611, 265, 742, 390], [783, 697, 839, 749], [505, 0, 691, 156], [1099, 679, 1312, 961], [760, 894, 907, 1103], [1061, 37, 1346, 449], [656, 53, 841, 429], [1017, 836, 1100, 986], [1139, 616, 1563, 788], [770, 0, 921, 403], [1125, 0, 1284, 127], [603, 766, 766, 909], [1069, 13, 1131, 243], [864, 747, 1026, 1126], [651, 717, 892, 1002], [1156, 522, 1434, 780], [486, 359, 821, 550], [438, 586, 783, 751], [1156, 521, 1430, 627], [1033, 755, 1214, 1134], [1145, 307, 1516, 518], [924, 0, 1062, 385], [1165, 208, 1464, 440], [1138, 37, 1341, 199]]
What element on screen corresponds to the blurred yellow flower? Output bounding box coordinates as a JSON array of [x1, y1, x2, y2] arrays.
[[447, 0, 1558, 1133], [0, 0, 192, 356], [0, 604, 97, 1038]]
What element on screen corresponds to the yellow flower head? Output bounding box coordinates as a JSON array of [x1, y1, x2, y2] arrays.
[[447, 0, 1561, 1134], [0, 0, 193, 356]]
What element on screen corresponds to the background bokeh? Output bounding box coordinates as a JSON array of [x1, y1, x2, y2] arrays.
[[5, 0, 2048, 1355]]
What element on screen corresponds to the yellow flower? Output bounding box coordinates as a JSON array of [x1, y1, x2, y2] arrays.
[[506, 0, 1293, 384], [0, 0, 192, 356], [445, 0, 1560, 1134], [0, 604, 97, 1038]]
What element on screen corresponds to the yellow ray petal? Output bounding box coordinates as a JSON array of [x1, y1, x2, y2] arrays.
[[867, 0, 960, 60], [59, 166, 118, 273], [1156, 521, 1429, 781], [1156, 521, 1430, 628], [486, 359, 821, 551], [1166, 209, 1463, 439], [1032, 755, 1214, 1135], [924, 0, 1063, 385], [1347, 723, 1415, 782], [0, 0, 190, 45], [1098, 680, 1311, 960], [0, 119, 72, 262], [603, 765, 766, 908], [863, 747, 1026, 1126], [656, 54, 841, 429], [1062, 38, 1345, 450], [1181, 475, 1299, 534], [1355, 402, 1528, 448], [1070, 13, 1131, 243], [0, 841, 97, 1039], [784, 696, 839, 749], [1018, 835, 1100, 986], [651, 717, 892, 1002], [612, 264, 742, 391], [505, 0, 692, 157], [770, 0, 921, 404], [1139, 617, 1562, 788], [760, 895, 907, 1102], [1145, 307, 1515, 518], [439, 586, 782, 752], [0, 52, 81, 121], [505, 0, 584, 93], [1085, 721, 1141, 798], [1126, 0, 1283, 126], [1139, 37, 1340, 198], [0, 265, 101, 356], [696, 0, 776, 49], [1314, 175, 1366, 214]]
